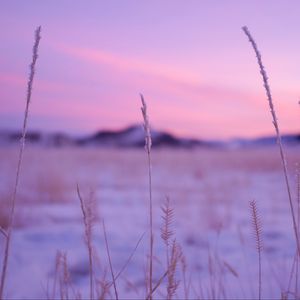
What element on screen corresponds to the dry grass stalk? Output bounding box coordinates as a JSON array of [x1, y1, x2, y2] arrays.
[[297, 164, 300, 218], [0, 26, 41, 299], [52, 251, 72, 300], [102, 219, 118, 300], [166, 241, 182, 299], [207, 251, 229, 299], [287, 254, 297, 296], [122, 277, 140, 296], [97, 282, 110, 300], [160, 197, 181, 299], [145, 270, 168, 300], [77, 184, 95, 300], [208, 252, 217, 299], [108, 232, 145, 288], [249, 200, 263, 300], [0, 228, 7, 239], [143, 256, 149, 298], [296, 163, 300, 296], [96, 270, 110, 300], [215, 257, 227, 300], [180, 255, 189, 300], [60, 252, 70, 300], [161, 197, 174, 262], [140, 94, 154, 300], [55, 251, 80, 300], [223, 260, 238, 278], [242, 26, 300, 258], [52, 250, 62, 299], [286, 165, 300, 296]]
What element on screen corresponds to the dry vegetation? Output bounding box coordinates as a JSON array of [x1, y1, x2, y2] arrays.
[[0, 146, 299, 298], [0, 25, 299, 300]]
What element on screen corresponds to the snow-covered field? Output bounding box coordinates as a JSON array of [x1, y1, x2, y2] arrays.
[[0, 146, 299, 299]]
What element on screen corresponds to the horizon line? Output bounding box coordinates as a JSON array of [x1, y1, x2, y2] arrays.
[[0, 124, 299, 142]]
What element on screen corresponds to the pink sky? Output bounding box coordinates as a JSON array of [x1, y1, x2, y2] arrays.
[[0, 1, 299, 139]]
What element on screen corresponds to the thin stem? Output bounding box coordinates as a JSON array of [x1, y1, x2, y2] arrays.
[[249, 200, 262, 300], [0, 26, 41, 300], [147, 151, 154, 300], [296, 165, 300, 296], [102, 220, 118, 300], [242, 26, 300, 258], [108, 232, 145, 288], [140, 94, 154, 300], [258, 250, 262, 300], [145, 270, 168, 300], [0, 228, 7, 239], [76, 184, 94, 300]]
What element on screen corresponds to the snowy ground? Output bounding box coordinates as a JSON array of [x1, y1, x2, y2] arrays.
[[0, 146, 299, 299]]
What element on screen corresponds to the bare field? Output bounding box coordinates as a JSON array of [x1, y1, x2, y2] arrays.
[[0, 146, 299, 299]]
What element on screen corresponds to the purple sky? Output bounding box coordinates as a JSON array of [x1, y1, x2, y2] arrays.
[[0, 1, 299, 139]]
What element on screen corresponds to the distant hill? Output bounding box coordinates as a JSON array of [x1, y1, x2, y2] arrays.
[[76, 125, 222, 148], [229, 134, 300, 148], [0, 125, 298, 149]]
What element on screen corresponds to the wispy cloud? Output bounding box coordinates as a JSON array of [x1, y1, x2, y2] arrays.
[[0, 73, 67, 93], [54, 42, 203, 87], [52, 42, 269, 109]]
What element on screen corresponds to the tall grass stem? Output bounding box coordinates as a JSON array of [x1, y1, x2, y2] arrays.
[[140, 94, 154, 300], [0, 26, 41, 299], [242, 26, 300, 257]]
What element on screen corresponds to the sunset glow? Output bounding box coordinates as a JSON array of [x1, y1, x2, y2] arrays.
[[1, 1, 299, 139]]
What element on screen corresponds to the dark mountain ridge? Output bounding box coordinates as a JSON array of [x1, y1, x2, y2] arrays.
[[0, 125, 298, 149]]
